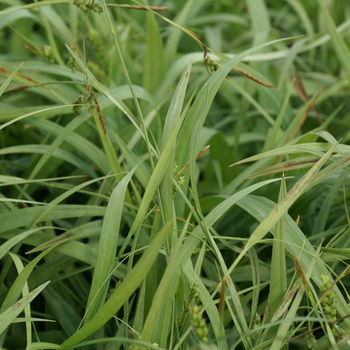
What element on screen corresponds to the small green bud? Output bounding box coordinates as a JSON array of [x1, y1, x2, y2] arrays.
[[197, 328, 204, 337], [202, 336, 209, 343]]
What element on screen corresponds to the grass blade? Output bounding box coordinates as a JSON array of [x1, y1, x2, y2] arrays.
[[318, 0, 350, 82], [0, 281, 50, 335], [61, 221, 171, 348], [224, 143, 338, 279], [85, 168, 136, 321], [268, 175, 288, 317]]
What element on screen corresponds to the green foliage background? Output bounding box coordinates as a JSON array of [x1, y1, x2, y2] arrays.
[[0, 1, 350, 349]]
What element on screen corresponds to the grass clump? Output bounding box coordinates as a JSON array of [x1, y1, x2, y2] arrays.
[[1, 1, 350, 349]]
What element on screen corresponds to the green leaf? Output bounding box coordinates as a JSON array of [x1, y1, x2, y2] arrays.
[[0, 62, 23, 97], [118, 63, 192, 257], [0, 227, 49, 260], [247, 0, 270, 46], [141, 178, 281, 346], [224, 144, 338, 281], [268, 175, 288, 317], [143, 12, 165, 93], [27, 342, 63, 350], [318, 0, 350, 82], [61, 221, 171, 348], [0, 281, 50, 335], [1, 238, 75, 313], [85, 168, 136, 320]]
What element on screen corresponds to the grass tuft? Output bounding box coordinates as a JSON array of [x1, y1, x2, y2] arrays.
[[1, 1, 350, 349]]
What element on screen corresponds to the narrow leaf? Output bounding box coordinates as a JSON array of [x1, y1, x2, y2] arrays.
[[85, 168, 136, 320], [61, 221, 171, 348], [0, 281, 50, 335]]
